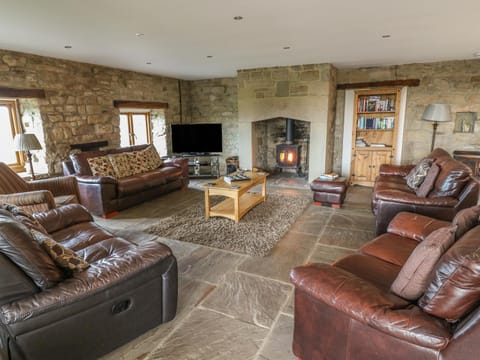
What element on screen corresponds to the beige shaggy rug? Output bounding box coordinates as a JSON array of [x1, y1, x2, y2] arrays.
[[146, 193, 311, 256]]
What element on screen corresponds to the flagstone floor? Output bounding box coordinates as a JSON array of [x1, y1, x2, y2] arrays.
[[98, 181, 374, 360]]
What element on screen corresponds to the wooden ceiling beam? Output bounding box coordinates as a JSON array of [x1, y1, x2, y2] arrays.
[[336, 79, 420, 90], [113, 100, 169, 109], [0, 86, 46, 98]]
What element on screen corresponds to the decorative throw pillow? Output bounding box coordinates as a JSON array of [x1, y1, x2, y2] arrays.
[[0, 203, 48, 234], [405, 158, 433, 190], [390, 226, 456, 300], [141, 145, 163, 171], [87, 156, 116, 177], [415, 163, 440, 198], [30, 229, 90, 273], [108, 153, 135, 178], [128, 151, 151, 175], [452, 205, 480, 240]]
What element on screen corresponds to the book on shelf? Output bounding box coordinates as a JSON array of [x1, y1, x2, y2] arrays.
[[357, 96, 396, 112], [318, 172, 339, 180], [370, 143, 388, 147]]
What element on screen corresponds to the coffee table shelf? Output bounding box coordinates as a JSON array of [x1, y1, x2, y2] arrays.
[[204, 171, 268, 223]]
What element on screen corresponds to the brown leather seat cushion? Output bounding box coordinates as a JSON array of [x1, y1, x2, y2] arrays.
[[117, 176, 149, 197], [360, 233, 418, 267]]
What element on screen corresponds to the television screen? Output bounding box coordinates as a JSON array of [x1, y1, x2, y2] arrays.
[[171, 123, 223, 154]]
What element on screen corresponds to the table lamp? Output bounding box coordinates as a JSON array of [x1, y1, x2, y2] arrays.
[[13, 133, 42, 180], [422, 104, 452, 152]]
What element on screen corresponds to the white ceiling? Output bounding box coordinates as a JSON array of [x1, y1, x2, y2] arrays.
[[1, 0, 479, 80]]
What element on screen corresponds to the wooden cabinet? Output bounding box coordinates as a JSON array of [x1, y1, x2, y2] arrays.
[[350, 88, 400, 186]]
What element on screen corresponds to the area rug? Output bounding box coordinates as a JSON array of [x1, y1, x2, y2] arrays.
[[146, 192, 311, 256]]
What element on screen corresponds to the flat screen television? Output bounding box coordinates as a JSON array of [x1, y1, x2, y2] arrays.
[[171, 123, 223, 154]]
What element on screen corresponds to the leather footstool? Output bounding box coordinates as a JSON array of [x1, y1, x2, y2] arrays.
[[310, 177, 348, 208]]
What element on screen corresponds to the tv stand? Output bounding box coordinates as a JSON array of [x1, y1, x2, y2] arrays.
[[180, 154, 220, 178]]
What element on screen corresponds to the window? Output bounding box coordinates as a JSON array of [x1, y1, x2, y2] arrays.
[[0, 100, 24, 171], [119, 112, 152, 147]]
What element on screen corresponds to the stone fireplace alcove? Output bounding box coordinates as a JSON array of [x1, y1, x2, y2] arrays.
[[252, 118, 310, 175], [236, 64, 337, 182]]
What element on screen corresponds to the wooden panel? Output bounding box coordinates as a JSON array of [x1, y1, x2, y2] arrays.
[[113, 100, 168, 109], [337, 79, 420, 90], [351, 150, 371, 183], [0, 87, 46, 98]]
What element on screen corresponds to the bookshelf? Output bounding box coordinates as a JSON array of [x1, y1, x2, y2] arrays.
[[350, 88, 401, 186]]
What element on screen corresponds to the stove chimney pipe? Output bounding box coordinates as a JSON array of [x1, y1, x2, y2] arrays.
[[285, 118, 294, 145]]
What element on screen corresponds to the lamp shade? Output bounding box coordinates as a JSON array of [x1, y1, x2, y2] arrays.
[[13, 133, 42, 151], [422, 104, 452, 122]]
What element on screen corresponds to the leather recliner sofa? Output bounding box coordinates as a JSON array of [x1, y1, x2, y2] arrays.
[[290, 209, 480, 360], [62, 144, 189, 216], [372, 148, 479, 234], [0, 203, 177, 360]]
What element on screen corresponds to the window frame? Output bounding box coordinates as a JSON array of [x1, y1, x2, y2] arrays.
[[119, 111, 152, 146], [0, 99, 25, 172]]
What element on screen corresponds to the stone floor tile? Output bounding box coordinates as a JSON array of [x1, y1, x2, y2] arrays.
[[177, 246, 247, 284], [201, 272, 292, 328], [148, 309, 268, 360], [238, 231, 317, 283], [318, 226, 374, 250], [257, 314, 296, 360], [308, 244, 355, 264], [327, 212, 376, 231], [101, 277, 214, 360], [281, 290, 295, 316]]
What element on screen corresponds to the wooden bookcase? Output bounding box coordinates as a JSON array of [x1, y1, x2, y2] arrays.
[[350, 88, 401, 186]]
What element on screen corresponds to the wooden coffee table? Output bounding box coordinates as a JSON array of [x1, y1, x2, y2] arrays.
[[203, 171, 268, 223]]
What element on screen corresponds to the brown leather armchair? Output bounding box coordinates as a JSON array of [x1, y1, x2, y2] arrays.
[[372, 148, 479, 234], [0, 162, 79, 214], [290, 211, 480, 360]]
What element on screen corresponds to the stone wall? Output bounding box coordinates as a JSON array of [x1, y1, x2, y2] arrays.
[[335, 60, 480, 170], [237, 64, 336, 181], [0, 49, 182, 174], [188, 78, 238, 173]]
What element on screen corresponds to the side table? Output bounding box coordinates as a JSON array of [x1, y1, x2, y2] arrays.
[[310, 177, 348, 208]]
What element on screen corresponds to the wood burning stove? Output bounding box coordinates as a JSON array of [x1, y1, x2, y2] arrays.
[[276, 118, 301, 174]]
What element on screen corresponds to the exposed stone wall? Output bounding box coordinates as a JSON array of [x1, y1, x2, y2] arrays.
[[188, 78, 238, 173], [335, 60, 480, 170], [237, 64, 336, 181], [0, 49, 182, 174]]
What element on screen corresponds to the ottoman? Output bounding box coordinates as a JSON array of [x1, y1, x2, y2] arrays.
[[310, 177, 348, 208]]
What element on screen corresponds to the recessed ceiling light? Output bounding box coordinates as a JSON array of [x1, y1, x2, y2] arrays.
[[146, 62, 152, 65], [233, 16, 243, 20], [381, 34, 391, 39], [136, 33, 144, 37], [206, 55, 213, 58], [283, 46, 291, 50], [64, 45, 72, 49]]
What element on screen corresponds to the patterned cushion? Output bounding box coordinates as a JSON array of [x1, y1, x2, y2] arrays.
[[405, 158, 433, 190], [128, 151, 151, 174], [30, 229, 90, 273], [141, 145, 163, 171], [108, 153, 135, 178], [415, 163, 440, 198], [87, 156, 116, 177]]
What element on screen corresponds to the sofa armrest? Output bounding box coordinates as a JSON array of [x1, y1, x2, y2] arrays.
[[375, 190, 457, 207], [163, 158, 189, 175], [33, 204, 93, 234], [75, 175, 118, 185], [290, 263, 451, 350], [387, 212, 451, 242], [29, 176, 78, 198], [379, 164, 415, 177], [0, 191, 56, 214]]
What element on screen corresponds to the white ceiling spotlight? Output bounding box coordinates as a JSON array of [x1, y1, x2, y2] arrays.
[[233, 16, 243, 21], [135, 33, 144, 37]]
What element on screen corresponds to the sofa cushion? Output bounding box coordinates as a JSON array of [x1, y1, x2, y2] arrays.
[[405, 158, 433, 190], [108, 153, 136, 178], [430, 157, 472, 198], [419, 226, 480, 322], [129, 150, 151, 174], [142, 145, 163, 171], [452, 205, 480, 240], [87, 156, 116, 177], [391, 226, 456, 301], [416, 163, 440, 198], [360, 233, 418, 267], [0, 211, 64, 289], [117, 176, 148, 197], [156, 166, 183, 183], [0, 203, 48, 235], [31, 229, 90, 273]]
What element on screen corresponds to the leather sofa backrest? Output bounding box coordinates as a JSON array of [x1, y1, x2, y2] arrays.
[[70, 144, 149, 175], [0, 252, 39, 306], [428, 148, 451, 161], [430, 156, 472, 198]]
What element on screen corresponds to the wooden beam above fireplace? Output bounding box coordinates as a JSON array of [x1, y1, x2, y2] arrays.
[[113, 100, 169, 109], [0, 86, 46, 98], [336, 79, 420, 90]]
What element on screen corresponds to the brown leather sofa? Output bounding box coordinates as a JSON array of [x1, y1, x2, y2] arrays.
[[62, 144, 189, 216], [372, 148, 479, 234], [0, 203, 177, 360], [290, 210, 480, 360]]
